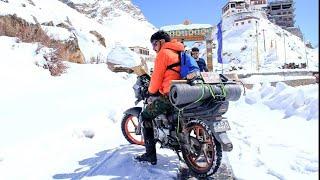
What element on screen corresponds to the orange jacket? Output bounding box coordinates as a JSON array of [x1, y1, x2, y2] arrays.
[[148, 39, 184, 95]]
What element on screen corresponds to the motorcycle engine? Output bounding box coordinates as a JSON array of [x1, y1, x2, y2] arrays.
[[154, 114, 170, 145]]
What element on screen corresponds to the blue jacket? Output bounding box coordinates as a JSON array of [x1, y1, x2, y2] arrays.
[[196, 58, 208, 72]]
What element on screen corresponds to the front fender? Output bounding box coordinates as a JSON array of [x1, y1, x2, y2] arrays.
[[124, 107, 142, 117]]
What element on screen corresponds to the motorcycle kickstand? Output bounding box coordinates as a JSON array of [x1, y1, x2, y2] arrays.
[[174, 150, 184, 162]]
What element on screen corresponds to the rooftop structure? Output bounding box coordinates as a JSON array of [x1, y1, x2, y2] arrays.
[[161, 22, 213, 42], [222, 0, 247, 17], [248, 0, 268, 11], [266, 0, 302, 38]]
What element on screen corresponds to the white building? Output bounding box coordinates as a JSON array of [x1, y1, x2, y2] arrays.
[[233, 16, 260, 27], [129, 46, 154, 62], [222, 0, 268, 18], [222, 0, 248, 18]]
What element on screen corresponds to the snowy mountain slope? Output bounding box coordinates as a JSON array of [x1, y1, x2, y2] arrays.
[[0, 0, 156, 64], [61, 0, 148, 22], [0, 34, 318, 180], [59, 0, 157, 47], [211, 11, 318, 72]]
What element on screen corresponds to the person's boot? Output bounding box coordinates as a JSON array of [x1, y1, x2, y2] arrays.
[[135, 126, 157, 165]]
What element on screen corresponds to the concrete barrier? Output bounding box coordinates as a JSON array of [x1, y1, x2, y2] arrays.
[[243, 78, 317, 89]]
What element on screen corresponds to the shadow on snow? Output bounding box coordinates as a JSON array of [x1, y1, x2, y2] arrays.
[[53, 144, 179, 180]]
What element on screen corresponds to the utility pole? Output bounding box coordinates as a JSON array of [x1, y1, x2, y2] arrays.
[[255, 21, 259, 72], [262, 29, 266, 52], [251, 47, 253, 71], [283, 30, 287, 65], [302, 33, 309, 69], [275, 39, 278, 61]]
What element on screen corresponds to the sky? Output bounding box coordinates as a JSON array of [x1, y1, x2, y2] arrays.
[[132, 0, 319, 47]]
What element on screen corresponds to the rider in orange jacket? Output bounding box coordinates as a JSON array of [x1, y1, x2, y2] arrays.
[[135, 30, 184, 165]]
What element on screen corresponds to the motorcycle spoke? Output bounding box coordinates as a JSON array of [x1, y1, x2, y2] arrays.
[[129, 118, 137, 128], [124, 115, 144, 145], [202, 140, 211, 144], [202, 136, 213, 144], [190, 154, 199, 162], [195, 126, 200, 139], [202, 149, 211, 165]]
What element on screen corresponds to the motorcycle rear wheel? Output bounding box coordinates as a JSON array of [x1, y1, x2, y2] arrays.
[[121, 114, 144, 145], [181, 120, 222, 175]]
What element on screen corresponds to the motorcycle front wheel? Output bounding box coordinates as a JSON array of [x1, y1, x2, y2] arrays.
[[181, 120, 222, 175], [121, 114, 144, 145]]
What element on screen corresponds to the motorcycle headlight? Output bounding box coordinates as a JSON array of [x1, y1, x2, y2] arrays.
[[133, 84, 142, 99]]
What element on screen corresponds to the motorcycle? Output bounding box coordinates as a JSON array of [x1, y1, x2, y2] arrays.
[[121, 73, 242, 176]]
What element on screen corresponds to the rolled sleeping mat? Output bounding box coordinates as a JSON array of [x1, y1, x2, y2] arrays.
[[169, 83, 242, 106]]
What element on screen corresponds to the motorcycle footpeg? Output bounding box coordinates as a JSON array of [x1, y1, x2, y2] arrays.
[[135, 128, 142, 135]]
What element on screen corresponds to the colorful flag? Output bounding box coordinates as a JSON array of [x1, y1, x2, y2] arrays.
[[217, 20, 223, 64]]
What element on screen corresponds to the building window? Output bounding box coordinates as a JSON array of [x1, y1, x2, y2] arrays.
[[236, 23, 238, 26], [231, 3, 235, 8], [248, 20, 251, 23], [241, 22, 244, 25]]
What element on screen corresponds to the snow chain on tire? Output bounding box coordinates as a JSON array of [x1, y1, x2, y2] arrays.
[[182, 120, 222, 177]]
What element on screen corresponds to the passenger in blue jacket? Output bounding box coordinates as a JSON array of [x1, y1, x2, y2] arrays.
[[191, 47, 208, 72]]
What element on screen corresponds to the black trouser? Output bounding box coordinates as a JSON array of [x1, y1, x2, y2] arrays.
[[141, 95, 173, 156]]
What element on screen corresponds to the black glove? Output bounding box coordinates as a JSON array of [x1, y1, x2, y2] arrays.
[[146, 91, 160, 104], [147, 91, 161, 97]]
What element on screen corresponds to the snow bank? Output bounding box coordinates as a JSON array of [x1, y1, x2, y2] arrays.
[[245, 82, 319, 120], [107, 43, 142, 67], [228, 82, 318, 179]]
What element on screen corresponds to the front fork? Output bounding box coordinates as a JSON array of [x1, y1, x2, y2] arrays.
[[135, 116, 143, 135]]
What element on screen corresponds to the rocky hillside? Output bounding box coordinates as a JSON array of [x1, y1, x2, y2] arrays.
[[0, 0, 156, 67]]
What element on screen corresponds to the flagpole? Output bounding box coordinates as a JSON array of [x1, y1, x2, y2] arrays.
[[222, 61, 224, 74], [217, 20, 223, 74]]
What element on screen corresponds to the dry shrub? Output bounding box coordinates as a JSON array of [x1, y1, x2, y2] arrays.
[[45, 55, 68, 76], [240, 45, 247, 52], [18, 27, 68, 76], [39, 46, 68, 76], [90, 54, 105, 64]]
